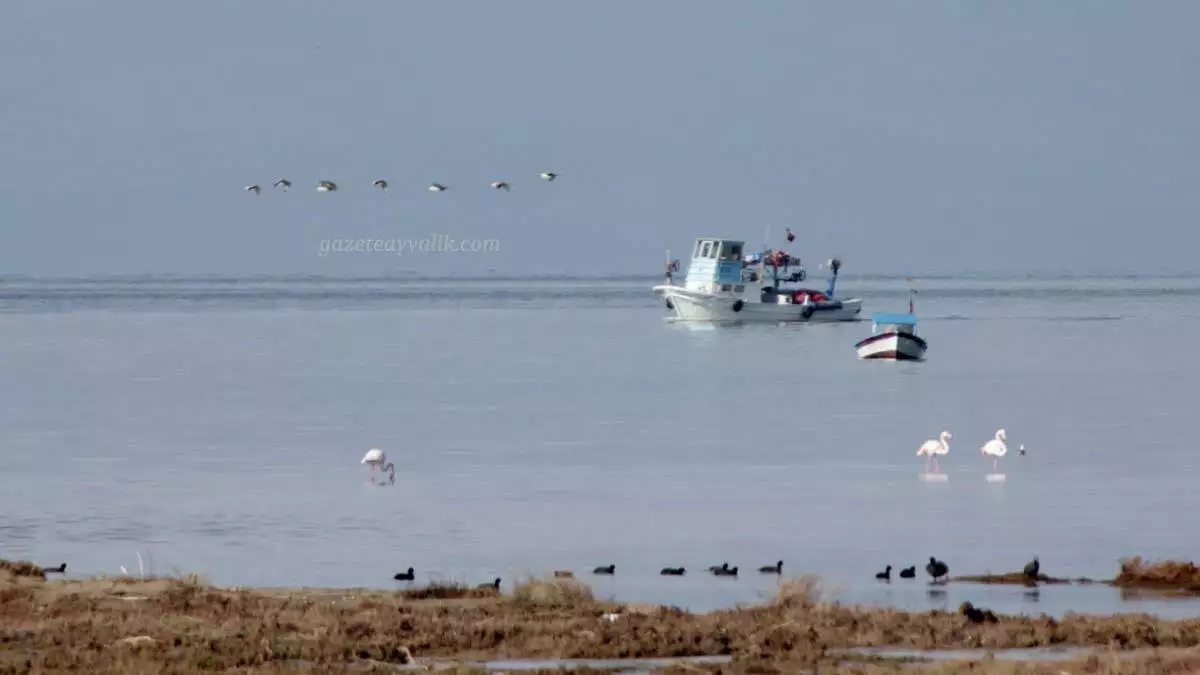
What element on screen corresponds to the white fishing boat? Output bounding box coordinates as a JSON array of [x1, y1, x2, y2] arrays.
[[652, 236, 863, 324], [855, 295, 927, 361]]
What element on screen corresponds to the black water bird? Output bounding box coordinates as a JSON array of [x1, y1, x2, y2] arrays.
[[714, 566, 738, 577], [758, 560, 783, 574], [660, 567, 686, 576], [42, 563, 67, 575], [593, 564, 615, 575], [393, 567, 415, 581], [876, 565, 891, 581], [478, 577, 501, 591], [707, 563, 730, 574], [899, 566, 916, 579], [926, 556, 949, 582], [1023, 556, 1040, 582], [959, 601, 998, 624]]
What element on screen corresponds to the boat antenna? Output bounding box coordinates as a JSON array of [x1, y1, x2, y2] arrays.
[[907, 278, 916, 314]]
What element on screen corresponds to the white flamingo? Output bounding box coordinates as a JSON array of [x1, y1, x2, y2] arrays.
[[428, 182, 447, 192], [361, 448, 395, 484], [917, 431, 952, 473], [490, 181, 510, 191], [981, 429, 1008, 472], [273, 179, 291, 191], [539, 171, 557, 182], [316, 180, 338, 192], [245, 184, 261, 194], [372, 179, 388, 191]]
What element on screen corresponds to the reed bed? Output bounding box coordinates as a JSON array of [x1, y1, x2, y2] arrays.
[[4, 559, 1200, 674], [951, 571, 1079, 585], [1112, 557, 1200, 592]]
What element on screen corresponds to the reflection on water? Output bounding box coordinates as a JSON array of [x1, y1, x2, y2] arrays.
[[461, 656, 732, 673], [840, 643, 1094, 658]]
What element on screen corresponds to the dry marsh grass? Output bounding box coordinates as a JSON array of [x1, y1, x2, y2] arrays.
[[952, 571, 1078, 585], [0, 561, 45, 580], [949, 557, 1200, 594], [5, 558, 1200, 673], [1113, 557, 1200, 592]]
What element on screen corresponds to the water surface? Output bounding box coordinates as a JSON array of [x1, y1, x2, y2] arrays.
[[2, 275, 1199, 618]]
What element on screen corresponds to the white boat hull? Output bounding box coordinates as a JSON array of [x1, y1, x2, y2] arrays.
[[654, 285, 863, 324], [855, 332, 927, 361]]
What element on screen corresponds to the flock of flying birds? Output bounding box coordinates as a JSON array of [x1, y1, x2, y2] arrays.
[[244, 172, 559, 195]]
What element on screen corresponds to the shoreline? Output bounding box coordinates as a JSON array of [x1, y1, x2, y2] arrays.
[[6, 560, 1200, 674]]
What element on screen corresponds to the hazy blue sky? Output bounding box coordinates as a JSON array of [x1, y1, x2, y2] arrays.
[[2, 1, 1197, 277]]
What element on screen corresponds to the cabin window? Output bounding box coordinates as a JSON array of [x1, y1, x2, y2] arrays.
[[728, 243, 743, 260], [700, 241, 713, 258], [721, 284, 731, 291], [693, 240, 703, 258], [734, 285, 744, 293]]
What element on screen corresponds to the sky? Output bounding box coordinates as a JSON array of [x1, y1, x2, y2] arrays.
[[2, 1, 1197, 277]]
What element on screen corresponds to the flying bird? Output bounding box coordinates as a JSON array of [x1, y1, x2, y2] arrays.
[[428, 183, 447, 192], [981, 429, 1009, 472], [539, 172, 557, 182], [490, 181, 510, 191], [316, 180, 338, 192], [917, 431, 952, 473], [245, 184, 261, 194], [373, 179, 388, 191], [360, 448, 395, 484], [273, 179, 291, 191]]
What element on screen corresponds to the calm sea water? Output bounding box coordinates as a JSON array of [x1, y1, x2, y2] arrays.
[[2, 274, 1199, 618]]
